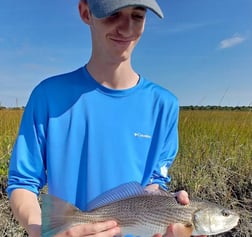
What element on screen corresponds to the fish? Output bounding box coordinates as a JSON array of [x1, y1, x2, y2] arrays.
[[41, 182, 239, 237]]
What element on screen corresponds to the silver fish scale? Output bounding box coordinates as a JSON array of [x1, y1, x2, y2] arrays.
[[42, 185, 240, 237], [69, 195, 203, 235]]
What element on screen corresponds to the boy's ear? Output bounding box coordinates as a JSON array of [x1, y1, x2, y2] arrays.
[[79, 1, 92, 24]]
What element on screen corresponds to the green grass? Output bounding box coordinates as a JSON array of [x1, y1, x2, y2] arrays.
[[170, 110, 252, 193], [169, 110, 252, 236], [0, 109, 251, 236], [0, 109, 23, 176], [0, 109, 27, 236]]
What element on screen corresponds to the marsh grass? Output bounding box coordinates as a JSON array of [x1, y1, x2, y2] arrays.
[[0, 109, 251, 236], [0, 109, 23, 176], [169, 110, 252, 236], [0, 109, 27, 236]]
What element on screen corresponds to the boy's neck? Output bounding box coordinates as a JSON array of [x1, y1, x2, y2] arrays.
[[86, 59, 139, 90]]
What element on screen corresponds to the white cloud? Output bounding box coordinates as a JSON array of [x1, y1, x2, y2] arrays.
[[218, 34, 246, 49]]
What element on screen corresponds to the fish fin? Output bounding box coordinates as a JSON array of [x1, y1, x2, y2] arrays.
[[41, 194, 81, 237], [87, 182, 146, 210]]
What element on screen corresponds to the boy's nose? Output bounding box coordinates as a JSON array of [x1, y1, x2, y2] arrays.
[[116, 16, 133, 35]]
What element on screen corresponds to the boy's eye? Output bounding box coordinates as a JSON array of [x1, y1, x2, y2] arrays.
[[106, 10, 146, 22], [133, 14, 145, 20], [109, 12, 120, 18]]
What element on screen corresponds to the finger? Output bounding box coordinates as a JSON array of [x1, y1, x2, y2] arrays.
[[152, 234, 162, 237], [175, 191, 189, 205], [88, 225, 121, 237], [55, 221, 119, 237], [86, 220, 118, 234], [153, 233, 168, 237]]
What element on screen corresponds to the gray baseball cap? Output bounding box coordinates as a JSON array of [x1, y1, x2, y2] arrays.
[[86, 0, 164, 19]]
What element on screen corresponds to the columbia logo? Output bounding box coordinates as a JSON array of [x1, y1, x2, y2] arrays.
[[134, 133, 152, 139]]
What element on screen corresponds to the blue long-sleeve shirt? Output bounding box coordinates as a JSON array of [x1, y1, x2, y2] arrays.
[[7, 66, 179, 210]]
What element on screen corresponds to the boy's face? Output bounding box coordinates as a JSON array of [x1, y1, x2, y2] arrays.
[[81, 3, 146, 64]]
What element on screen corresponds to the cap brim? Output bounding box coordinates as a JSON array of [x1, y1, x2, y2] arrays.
[[87, 0, 164, 19]]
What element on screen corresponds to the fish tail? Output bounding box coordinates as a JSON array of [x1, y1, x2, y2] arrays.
[[41, 194, 81, 237]]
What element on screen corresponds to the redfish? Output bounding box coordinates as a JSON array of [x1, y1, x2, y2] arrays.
[[41, 182, 239, 237]]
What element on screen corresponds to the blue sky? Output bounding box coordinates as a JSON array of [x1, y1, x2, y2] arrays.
[[0, 0, 251, 107]]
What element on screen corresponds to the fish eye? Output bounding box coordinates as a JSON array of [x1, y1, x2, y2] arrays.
[[222, 209, 230, 217]]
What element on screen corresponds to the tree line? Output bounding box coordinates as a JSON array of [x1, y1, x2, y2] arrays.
[[0, 105, 251, 111], [180, 105, 252, 111]]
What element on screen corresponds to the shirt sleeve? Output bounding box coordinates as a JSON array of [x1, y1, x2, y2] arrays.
[[7, 83, 48, 197], [148, 98, 179, 191]]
